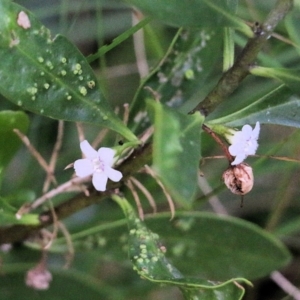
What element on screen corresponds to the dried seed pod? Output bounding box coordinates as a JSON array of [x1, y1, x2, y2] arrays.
[[222, 163, 254, 195], [25, 262, 52, 290]]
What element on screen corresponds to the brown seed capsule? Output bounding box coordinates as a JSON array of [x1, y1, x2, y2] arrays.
[[222, 163, 254, 195]]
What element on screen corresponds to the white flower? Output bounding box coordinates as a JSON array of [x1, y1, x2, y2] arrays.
[[74, 140, 122, 191], [228, 122, 260, 165]]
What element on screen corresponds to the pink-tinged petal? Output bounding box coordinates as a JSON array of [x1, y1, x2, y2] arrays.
[[74, 159, 94, 177], [228, 143, 242, 156], [92, 172, 108, 191], [80, 140, 97, 159], [231, 131, 243, 144], [105, 167, 123, 182], [252, 122, 260, 139], [241, 125, 252, 139], [98, 147, 115, 166], [231, 154, 245, 165], [246, 141, 258, 155]]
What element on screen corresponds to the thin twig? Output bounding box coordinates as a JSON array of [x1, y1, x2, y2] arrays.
[[132, 10, 149, 78], [91, 128, 109, 149], [49, 121, 64, 171], [203, 154, 300, 163], [202, 124, 233, 164], [43, 121, 64, 192], [245, 20, 300, 48], [271, 271, 300, 300], [144, 165, 175, 220], [123, 103, 130, 126], [30, 175, 92, 211], [13, 129, 56, 185], [76, 122, 85, 144], [130, 176, 157, 213], [43, 201, 59, 250], [139, 126, 154, 144], [197, 172, 228, 216], [126, 179, 144, 220], [58, 222, 74, 269]]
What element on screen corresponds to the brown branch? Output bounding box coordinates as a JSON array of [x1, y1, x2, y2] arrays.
[[0, 143, 152, 245], [191, 0, 293, 116]]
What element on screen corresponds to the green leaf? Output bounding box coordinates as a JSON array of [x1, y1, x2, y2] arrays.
[[0, 0, 137, 141], [0, 198, 39, 226], [207, 84, 299, 127], [130, 28, 223, 128], [145, 212, 291, 281], [274, 217, 300, 238], [285, 5, 300, 56], [250, 66, 300, 96], [0, 110, 29, 176], [54, 209, 291, 281], [113, 195, 249, 300], [147, 100, 204, 207], [223, 27, 235, 71], [123, 0, 252, 36], [87, 16, 152, 63]]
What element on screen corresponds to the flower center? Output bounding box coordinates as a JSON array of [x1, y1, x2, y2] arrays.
[[93, 157, 105, 173]]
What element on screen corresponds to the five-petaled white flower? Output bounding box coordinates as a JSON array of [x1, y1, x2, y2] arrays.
[[228, 122, 260, 165], [74, 140, 122, 191]]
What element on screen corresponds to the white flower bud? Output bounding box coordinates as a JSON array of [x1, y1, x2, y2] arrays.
[[222, 163, 254, 195]]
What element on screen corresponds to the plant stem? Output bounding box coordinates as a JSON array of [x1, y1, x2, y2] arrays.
[[191, 0, 293, 116], [0, 143, 152, 245]]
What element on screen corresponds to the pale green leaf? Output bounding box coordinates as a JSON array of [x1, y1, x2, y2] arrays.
[[147, 100, 204, 207], [207, 84, 299, 127]]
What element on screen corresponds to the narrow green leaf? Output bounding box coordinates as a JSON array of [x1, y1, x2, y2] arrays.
[[285, 6, 300, 56], [0, 0, 137, 141], [123, 0, 252, 36], [87, 17, 152, 63], [147, 100, 204, 207], [207, 84, 298, 127], [274, 217, 300, 238], [0, 110, 29, 177], [250, 66, 300, 96], [113, 195, 249, 300], [223, 27, 235, 71]]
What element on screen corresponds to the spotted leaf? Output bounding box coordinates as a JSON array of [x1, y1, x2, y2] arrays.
[[0, 0, 137, 141], [113, 195, 250, 300]]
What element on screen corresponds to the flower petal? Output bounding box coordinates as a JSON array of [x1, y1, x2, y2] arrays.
[[228, 143, 243, 156], [231, 154, 246, 165], [74, 159, 94, 177], [80, 140, 98, 159], [105, 166, 123, 182], [92, 172, 108, 191], [252, 122, 260, 139], [245, 141, 258, 155], [98, 147, 115, 166], [241, 124, 253, 139]]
